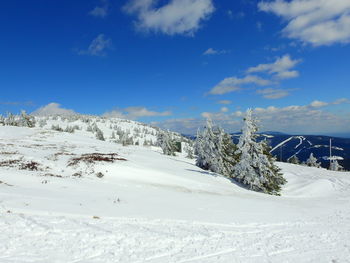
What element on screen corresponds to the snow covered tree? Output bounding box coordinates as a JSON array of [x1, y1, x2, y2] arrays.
[[95, 128, 105, 141], [110, 131, 116, 140], [288, 155, 300, 164], [157, 130, 176, 156], [194, 119, 217, 171], [19, 111, 36, 128], [194, 119, 237, 177], [5, 112, 18, 126], [330, 160, 343, 171], [306, 153, 321, 168], [217, 128, 238, 177], [231, 109, 286, 195], [0, 115, 5, 126], [51, 124, 63, 132]]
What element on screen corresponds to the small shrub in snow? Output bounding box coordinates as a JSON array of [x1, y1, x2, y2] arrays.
[[96, 172, 104, 178], [51, 124, 63, 132]]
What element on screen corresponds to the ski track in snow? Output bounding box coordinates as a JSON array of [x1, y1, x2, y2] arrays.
[[1, 212, 349, 263]]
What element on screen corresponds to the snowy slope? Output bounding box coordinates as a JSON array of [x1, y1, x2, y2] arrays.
[[1, 126, 350, 262]]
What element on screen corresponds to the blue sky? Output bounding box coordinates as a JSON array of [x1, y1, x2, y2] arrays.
[[1, 0, 350, 134]]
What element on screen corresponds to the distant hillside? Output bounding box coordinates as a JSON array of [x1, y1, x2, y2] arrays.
[[232, 133, 350, 170]]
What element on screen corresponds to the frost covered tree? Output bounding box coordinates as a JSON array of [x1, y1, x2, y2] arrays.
[[194, 119, 237, 177], [110, 131, 116, 140], [19, 111, 36, 128], [231, 109, 286, 195], [5, 112, 18, 126], [306, 153, 321, 168], [330, 160, 343, 171], [95, 128, 105, 141], [194, 119, 217, 171], [0, 115, 5, 126], [157, 130, 176, 156], [288, 155, 300, 164]]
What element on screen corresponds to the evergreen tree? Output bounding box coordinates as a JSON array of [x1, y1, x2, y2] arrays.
[[157, 130, 176, 156], [232, 109, 287, 195], [95, 128, 105, 141], [0, 115, 5, 126], [288, 155, 300, 164], [19, 111, 36, 128], [5, 112, 18, 126], [194, 119, 217, 171], [306, 153, 321, 168], [194, 119, 237, 177], [330, 160, 343, 171]]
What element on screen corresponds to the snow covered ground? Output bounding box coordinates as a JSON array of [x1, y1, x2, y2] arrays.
[[1, 126, 350, 262]]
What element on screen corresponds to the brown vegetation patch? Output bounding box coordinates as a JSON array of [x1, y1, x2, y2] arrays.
[[0, 159, 21, 167], [0, 159, 42, 171], [68, 153, 126, 166], [41, 173, 63, 178], [72, 172, 82, 177], [0, 151, 18, 155], [19, 161, 41, 171]]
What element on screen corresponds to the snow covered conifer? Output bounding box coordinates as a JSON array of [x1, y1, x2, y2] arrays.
[[194, 119, 217, 171], [232, 109, 286, 195], [194, 119, 237, 177], [306, 153, 321, 168], [95, 128, 105, 141], [288, 155, 300, 164], [157, 130, 176, 156], [330, 160, 343, 171], [19, 111, 36, 128], [217, 127, 238, 177]]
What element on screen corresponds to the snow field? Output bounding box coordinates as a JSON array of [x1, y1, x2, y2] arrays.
[[1, 126, 350, 262]]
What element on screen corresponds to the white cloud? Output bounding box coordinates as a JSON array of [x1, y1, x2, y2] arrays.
[[310, 100, 328, 108], [247, 54, 301, 80], [203, 48, 229, 55], [89, 0, 109, 18], [156, 98, 350, 134], [256, 88, 293, 99], [31, 103, 77, 116], [217, 100, 232, 105], [123, 0, 215, 35], [208, 55, 300, 98], [209, 75, 272, 95], [78, 34, 112, 57], [103, 106, 172, 120], [259, 0, 350, 46], [221, 107, 229, 112]]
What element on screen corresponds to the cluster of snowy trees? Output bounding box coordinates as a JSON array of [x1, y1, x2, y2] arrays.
[[194, 109, 286, 195], [287, 152, 343, 171], [0, 111, 36, 128]]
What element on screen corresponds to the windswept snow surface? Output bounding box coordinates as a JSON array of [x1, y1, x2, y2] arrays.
[[1, 126, 350, 262]]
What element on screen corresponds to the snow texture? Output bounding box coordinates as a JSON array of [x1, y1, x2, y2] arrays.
[[1, 125, 350, 262]]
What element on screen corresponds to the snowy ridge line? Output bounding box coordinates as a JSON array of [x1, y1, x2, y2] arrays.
[[270, 136, 293, 153]]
